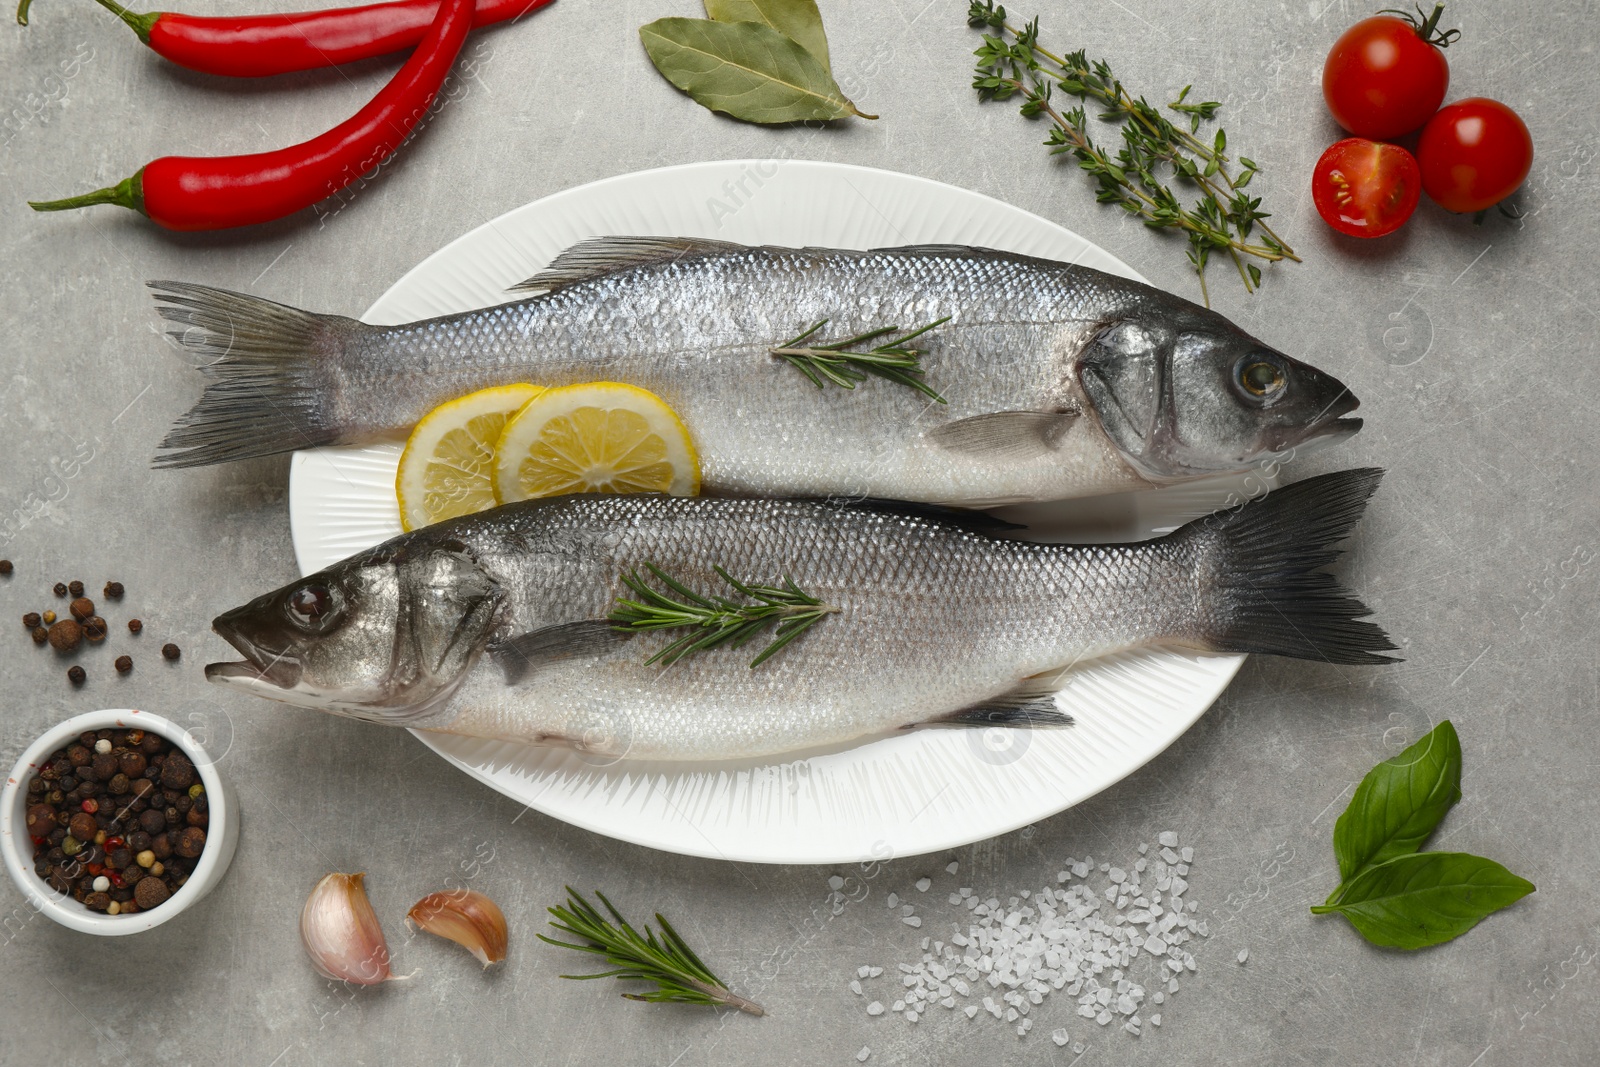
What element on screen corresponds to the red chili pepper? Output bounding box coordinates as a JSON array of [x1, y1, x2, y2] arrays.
[[104, 836, 125, 850], [87, 862, 106, 876], [110, 872, 126, 887], [29, 0, 472, 230], [17, 0, 552, 77]]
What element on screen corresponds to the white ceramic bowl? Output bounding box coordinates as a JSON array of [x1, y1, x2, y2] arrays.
[[1, 709, 240, 935]]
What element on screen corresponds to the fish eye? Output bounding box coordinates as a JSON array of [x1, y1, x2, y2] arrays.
[[1235, 355, 1288, 401], [286, 585, 338, 630]]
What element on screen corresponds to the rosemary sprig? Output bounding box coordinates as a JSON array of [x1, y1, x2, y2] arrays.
[[538, 888, 765, 1016], [773, 316, 950, 403], [609, 563, 838, 668], [967, 2, 1297, 304]]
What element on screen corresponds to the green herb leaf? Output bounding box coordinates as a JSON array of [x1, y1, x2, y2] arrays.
[[640, 17, 872, 124], [1310, 852, 1534, 950], [772, 317, 950, 403], [704, 0, 831, 72], [539, 888, 765, 1014], [1330, 720, 1461, 895]]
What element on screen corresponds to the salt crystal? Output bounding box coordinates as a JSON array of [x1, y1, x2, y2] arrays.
[[915, 877, 932, 893], [892, 1000, 905, 1012], [941, 996, 956, 1009], [857, 965, 871, 979], [1138, 842, 1149, 854], [1052, 1028, 1070, 1046], [1180, 847, 1193, 862], [903, 916, 922, 928], [868, 966, 884, 977], [905, 1010, 919, 1023], [1236, 949, 1249, 964], [886, 893, 899, 908], [850, 980, 863, 995], [829, 875, 845, 891], [867, 1001, 884, 1016], [948, 893, 962, 905], [1109, 867, 1127, 884], [901, 904, 915, 917], [1158, 831, 1178, 847], [1005, 1007, 1019, 1022], [947, 861, 959, 875], [1151, 1013, 1162, 1026], [1152, 991, 1165, 1004], [1096, 1009, 1112, 1025], [856, 1048, 870, 1062]]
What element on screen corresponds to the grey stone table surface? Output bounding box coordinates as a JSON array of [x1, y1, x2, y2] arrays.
[[1, 1, 1595, 1064]]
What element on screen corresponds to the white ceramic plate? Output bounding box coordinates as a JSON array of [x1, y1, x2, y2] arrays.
[[288, 160, 1255, 864]]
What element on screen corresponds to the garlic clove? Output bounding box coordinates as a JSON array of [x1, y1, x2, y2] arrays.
[[301, 872, 402, 985], [407, 889, 509, 967]]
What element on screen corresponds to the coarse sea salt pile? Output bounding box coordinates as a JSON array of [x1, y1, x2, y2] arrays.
[[845, 833, 1207, 1046]]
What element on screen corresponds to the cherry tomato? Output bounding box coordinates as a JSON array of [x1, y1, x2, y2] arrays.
[[1416, 97, 1533, 213], [1323, 5, 1456, 139], [1312, 138, 1422, 238]]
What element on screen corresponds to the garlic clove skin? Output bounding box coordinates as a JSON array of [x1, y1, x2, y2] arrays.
[[301, 872, 399, 985], [408, 889, 509, 967]]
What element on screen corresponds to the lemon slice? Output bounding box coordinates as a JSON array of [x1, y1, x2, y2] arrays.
[[493, 382, 700, 502], [396, 384, 546, 531]]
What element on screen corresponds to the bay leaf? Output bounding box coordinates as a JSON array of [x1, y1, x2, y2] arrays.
[[1311, 851, 1534, 950], [639, 17, 873, 124], [703, 0, 831, 72]]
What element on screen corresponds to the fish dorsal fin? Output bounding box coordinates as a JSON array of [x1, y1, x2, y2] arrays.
[[509, 236, 749, 293], [926, 410, 1080, 461], [865, 243, 1066, 269]]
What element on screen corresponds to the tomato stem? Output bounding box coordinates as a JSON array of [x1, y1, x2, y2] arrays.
[[28, 171, 146, 216], [1381, 3, 1461, 48]]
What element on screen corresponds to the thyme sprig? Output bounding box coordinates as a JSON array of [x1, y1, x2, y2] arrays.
[[967, 2, 1298, 304], [609, 563, 837, 668], [773, 317, 950, 403], [538, 888, 765, 1015]]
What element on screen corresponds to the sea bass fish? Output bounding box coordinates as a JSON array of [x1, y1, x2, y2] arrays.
[[153, 238, 1360, 506], [206, 469, 1395, 762]]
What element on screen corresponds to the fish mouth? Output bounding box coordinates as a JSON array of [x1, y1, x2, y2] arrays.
[[1285, 390, 1363, 450], [206, 612, 303, 691]]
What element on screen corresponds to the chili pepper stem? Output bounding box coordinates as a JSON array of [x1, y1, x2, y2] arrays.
[[90, 0, 159, 42], [29, 172, 145, 216]]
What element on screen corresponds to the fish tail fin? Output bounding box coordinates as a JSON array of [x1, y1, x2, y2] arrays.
[[149, 282, 364, 468], [1184, 467, 1399, 665]]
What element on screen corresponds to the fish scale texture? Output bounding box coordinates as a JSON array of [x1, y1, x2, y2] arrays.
[[435, 495, 1195, 760], [335, 245, 1156, 505]]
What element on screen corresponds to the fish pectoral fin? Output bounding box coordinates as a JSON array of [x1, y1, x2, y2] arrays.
[[508, 236, 747, 292], [490, 620, 624, 686], [918, 679, 1074, 729], [926, 411, 1079, 461]]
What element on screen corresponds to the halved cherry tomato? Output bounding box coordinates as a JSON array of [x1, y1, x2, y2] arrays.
[[1323, 5, 1456, 140], [1312, 138, 1422, 238], [1416, 97, 1533, 213]]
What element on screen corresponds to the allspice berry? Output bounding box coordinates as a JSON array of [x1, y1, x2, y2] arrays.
[[48, 618, 83, 653], [161, 643, 180, 661], [175, 826, 206, 859], [70, 597, 95, 622], [31, 626, 48, 645], [0, 559, 11, 575], [128, 619, 143, 634], [84, 617, 108, 642], [134, 876, 169, 910]]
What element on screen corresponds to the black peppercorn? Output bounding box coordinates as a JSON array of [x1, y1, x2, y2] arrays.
[[127, 618, 143, 634], [104, 581, 124, 599], [31, 626, 48, 645], [68, 580, 84, 597], [160, 752, 196, 791], [108, 773, 130, 795], [128, 831, 152, 852], [0, 559, 11, 575], [150, 834, 173, 860], [23, 611, 40, 628], [90, 753, 117, 781], [176, 827, 206, 858], [53, 582, 67, 597], [118, 751, 146, 778], [84, 617, 108, 642], [140, 733, 162, 755], [161, 642, 180, 661], [67, 665, 86, 685], [139, 808, 167, 834], [115, 655, 133, 674]]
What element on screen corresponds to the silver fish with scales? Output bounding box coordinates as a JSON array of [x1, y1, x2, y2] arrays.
[[152, 238, 1360, 506], [206, 470, 1395, 762]]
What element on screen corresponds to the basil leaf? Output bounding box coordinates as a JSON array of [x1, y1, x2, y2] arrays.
[[1331, 720, 1461, 892], [639, 18, 873, 125], [704, 0, 831, 73], [1311, 852, 1534, 950]]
